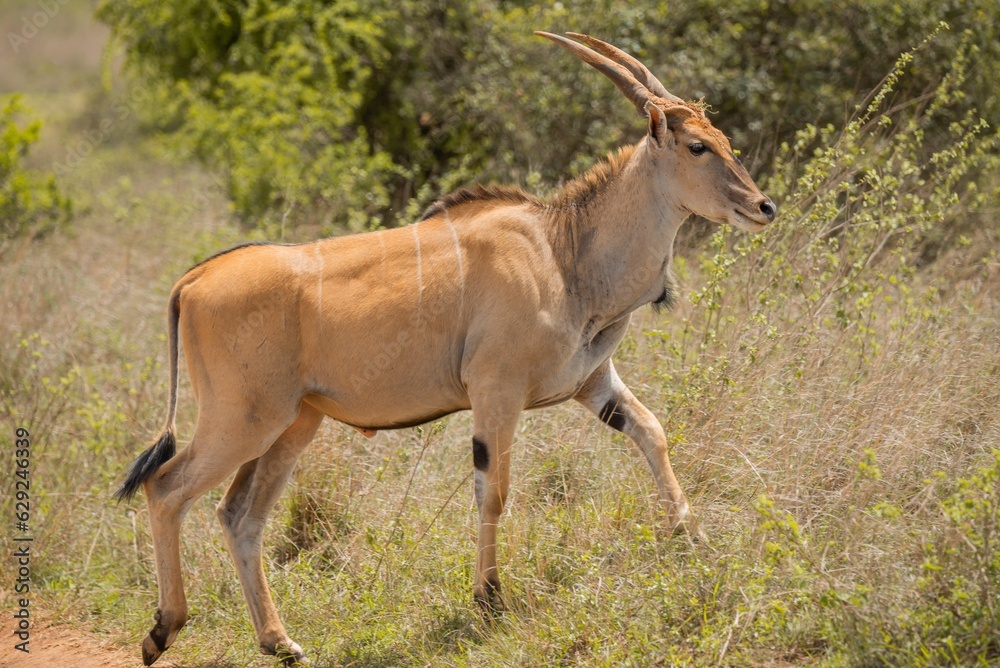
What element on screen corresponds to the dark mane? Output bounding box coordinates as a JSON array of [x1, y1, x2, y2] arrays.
[[541, 144, 640, 263], [549, 144, 637, 210], [418, 146, 638, 228], [419, 185, 542, 221]]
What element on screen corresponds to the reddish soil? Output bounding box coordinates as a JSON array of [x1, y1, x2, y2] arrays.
[[0, 615, 138, 668]]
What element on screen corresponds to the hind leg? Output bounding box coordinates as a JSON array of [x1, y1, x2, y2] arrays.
[[216, 403, 324, 665], [141, 408, 297, 666]]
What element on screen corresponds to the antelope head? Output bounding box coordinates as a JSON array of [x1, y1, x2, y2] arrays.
[[536, 31, 776, 232]]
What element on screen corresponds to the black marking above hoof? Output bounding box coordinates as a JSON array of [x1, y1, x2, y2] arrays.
[[142, 608, 182, 666], [472, 437, 489, 471], [142, 613, 170, 665], [598, 400, 627, 432]]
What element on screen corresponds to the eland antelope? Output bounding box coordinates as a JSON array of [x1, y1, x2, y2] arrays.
[[115, 31, 775, 666]]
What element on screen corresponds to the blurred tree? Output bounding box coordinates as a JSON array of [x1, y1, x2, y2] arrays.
[[96, 0, 1000, 232]]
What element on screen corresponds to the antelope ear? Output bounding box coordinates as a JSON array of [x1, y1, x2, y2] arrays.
[[645, 100, 697, 147], [645, 100, 669, 148]]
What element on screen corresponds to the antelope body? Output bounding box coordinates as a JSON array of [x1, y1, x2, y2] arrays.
[[116, 32, 775, 666]]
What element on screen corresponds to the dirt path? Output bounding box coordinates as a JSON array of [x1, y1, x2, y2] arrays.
[[0, 615, 139, 668]]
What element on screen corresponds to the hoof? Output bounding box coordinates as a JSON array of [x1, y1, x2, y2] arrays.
[[473, 580, 505, 616], [263, 641, 310, 666], [142, 608, 183, 666], [671, 515, 709, 545], [141, 634, 164, 666]]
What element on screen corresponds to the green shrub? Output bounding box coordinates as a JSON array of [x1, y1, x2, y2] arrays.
[[97, 0, 1000, 231], [909, 452, 1000, 663], [0, 95, 72, 254], [637, 30, 1000, 665], [651, 26, 999, 420], [754, 452, 1000, 666], [11, 7, 998, 666]]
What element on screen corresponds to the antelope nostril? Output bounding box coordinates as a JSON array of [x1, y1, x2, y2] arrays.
[[759, 200, 776, 222]]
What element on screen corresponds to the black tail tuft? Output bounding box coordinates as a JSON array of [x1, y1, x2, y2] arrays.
[[113, 431, 177, 502]]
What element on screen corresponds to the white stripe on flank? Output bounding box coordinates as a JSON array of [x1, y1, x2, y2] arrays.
[[314, 245, 324, 335], [411, 224, 423, 316], [445, 215, 465, 312]]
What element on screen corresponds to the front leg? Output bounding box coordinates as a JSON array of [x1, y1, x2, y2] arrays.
[[468, 386, 523, 612], [575, 359, 698, 535]]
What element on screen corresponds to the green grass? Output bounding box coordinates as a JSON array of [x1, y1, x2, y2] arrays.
[[2, 9, 1000, 668]]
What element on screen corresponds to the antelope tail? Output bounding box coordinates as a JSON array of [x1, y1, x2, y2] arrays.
[[114, 289, 182, 502]]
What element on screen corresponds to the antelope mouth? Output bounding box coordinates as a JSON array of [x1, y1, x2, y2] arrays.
[[731, 208, 769, 232]]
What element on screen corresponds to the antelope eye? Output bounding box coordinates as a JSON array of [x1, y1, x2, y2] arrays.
[[689, 142, 707, 156]]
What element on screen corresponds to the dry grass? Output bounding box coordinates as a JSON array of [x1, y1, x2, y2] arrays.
[[2, 9, 999, 668]]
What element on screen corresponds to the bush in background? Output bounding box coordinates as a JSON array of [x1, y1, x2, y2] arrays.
[[4, 3, 998, 665], [96, 0, 1000, 232], [0, 95, 72, 255], [635, 32, 1000, 665]]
